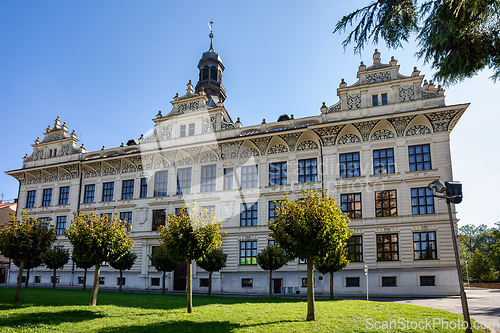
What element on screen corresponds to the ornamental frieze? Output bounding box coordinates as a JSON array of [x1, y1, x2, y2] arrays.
[[202, 116, 216, 133], [425, 109, 462, 133], [371, 129, 395, 141], [347, 94, 361, 110], [296, 140, 319, 151], [366, 71, 391, 84], [312, 125, 344, 146], [353, 120, 378, 141], [250, 137, 272, 155], [406, 125, 431, 136], [267, 144, 289, 154], [159, 151, 177, 165], [327, 102, 341, 113], [154, 159, 169, 170], [399, 85, 415, 102], [158, 124, 172, 140], [183, 147, 202, 163], [387, 115, 416, 137], [278, 132, 302, 150], [176, 157, 194, 166], [200, 153, 218, 163], [240, 147, 260, 158], [218, 141, 242, 160], [337, 134, 361, 145]]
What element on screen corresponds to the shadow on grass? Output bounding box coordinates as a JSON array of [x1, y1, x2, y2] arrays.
[[0, 309, 105, 328]]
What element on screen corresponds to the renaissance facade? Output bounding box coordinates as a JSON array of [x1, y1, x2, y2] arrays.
[[6, 39, 468, 296]]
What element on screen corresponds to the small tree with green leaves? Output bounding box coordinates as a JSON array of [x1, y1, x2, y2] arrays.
[[42, 247, 70, 289], [268, 190, 351, 321], [72, 251, 94, 291], [256, 244, 288, 297], [314, 246, 350, 299], [65, 212, 134, 306], [159, 205, 224, 313], [197, 248, 227, 296], [469, 248, 499, 283], [110, 250, 137, 292], [149, 246, 179, 294], [13, 256, 43, 288], [0, 212, 56, 301]]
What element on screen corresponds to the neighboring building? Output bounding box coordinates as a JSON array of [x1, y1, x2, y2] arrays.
[[5, 34, 468, 295], [0, 200, 17, 283]]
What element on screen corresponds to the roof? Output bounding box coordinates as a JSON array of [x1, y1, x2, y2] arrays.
[[0, 202, 17, 210]]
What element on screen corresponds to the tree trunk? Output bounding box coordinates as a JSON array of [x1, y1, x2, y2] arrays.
[[119, 269, 123, 292], [269, 270, 273, 298], [162, 271, 166, 294], [83, 268, 87, 291], [25, 269, 30, 288], [89, 261, 100, 306], [208, 271, 212, 297], [306, 257, 315, 321], [186, 260, 193, 313], [330, 272, 334, 300], [52, 268, 57, 289], [14, 259, 25, 302]]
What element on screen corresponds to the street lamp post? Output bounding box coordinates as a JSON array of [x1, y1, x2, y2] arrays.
[[465, 260, 470, 287], [428, 180, 472, 333], [364, 264, 368, 301]]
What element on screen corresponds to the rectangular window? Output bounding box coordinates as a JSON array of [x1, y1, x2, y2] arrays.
[[83, 185, 95, 203], [150, 278, 160, 286], [224, 168, 233, 190], [372, 95, 379, 106], [51, 276, 60, 284], [241, 165, 258, 188], [78, 277, 84, 284], [339, 153, 360, 178], [26, 190, 36, 208], [177, 168, 192, 195], [240, 241, 257, 265], [189, 123, 195, 136], [42, 189, 52, 206], [373, 148, 395, 175], [302, 278, 308, 287], [341, 193, 362, 219], [240, 203, 258, 226], [411, 187, 435, 215], [381, 93, 388, 105], [269, 162, 287, 186], [58, 186, 70, 205], [377, 234, 399, 261], [413, 231, 437, 260], [375, 190, 397, 217], [140, 178, 148, 198], [408, 144, 432, 171], [268, 240, 276, 246], [200, 165, 216, 192], [154, 171, 168, 197], [152, 209, 166, 231], [268, 200, 282, 223], [346, 277, 360, 287], [298, 158, 318, 183], [420, 276, 436, 286], [35, 276, 41, 283], [382, 276, 397, 287], [121, 179, 134, 200], [199, 278, 209, 287], [56, 216, 67, 235], [241, 278, 253, 287], [180, 125, 186, 138], [348, 235, 363, 262], [102, 182, 114, 202], [39, 217, 51, 227], [201, 205, 215, 215], [120, 212, 132, 230], [99, 277, 105, 285], [117, 277, 126, 286]]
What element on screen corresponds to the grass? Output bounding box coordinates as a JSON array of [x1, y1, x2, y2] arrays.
[[0, 288, 487, 332]]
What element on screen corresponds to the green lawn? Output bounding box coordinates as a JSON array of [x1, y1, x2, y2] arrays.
[[0, 288, 486, 332]]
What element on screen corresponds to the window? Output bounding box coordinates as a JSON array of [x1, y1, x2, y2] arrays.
[[241, 278, 253, 287], [240, 203, 258, 226], [373, 148, 395, 175], [121, 180, 134, 200], [346, 277, 360, 287], [201, 205, 215, 215], [375, 190, 397, 217], [83, 185, 95, 203], [42, 189, 52, 206], [140, 178, 148, 198], [224, 168, 233, 190], [120, 212, 132, 230], [51, 276, 60, 284], [154, 171, 168, 197], [189, 123, 195, 136], [180, 125, 186, 137], [35, 276, 41, 283], [240, 241, 257, 265], [268, 240, 276, 246], [201, 165, 216, 192], [26, 190, 36, 208], [152, 210, 166, 231], [339, 153, 360, 178], [241, 165, 258, 188], [102, 182, 114, 202], [58, 186, 70, 205], [99, 277, 105, 285], [420, 276, 436, 286], [408, 144, 432, 171], [269, 162, 287, 186], [301, 278, 308, 287], [372, 95, 379, 106], [413, 231, 437, 260], [298, 158, 318, 183], [268, 201, 282, 223], [341, 193, 362, 219], [151, 278, 160, 286], [199, 278, 209, 287], [377, 234, 399, 261], [56, 216, 67, 235], [177, 168, 192, 195], [39, 217, 51, 227], [382, 276, 397, 287], [117, 277, 126, 286], [78, 277, 84, 284], [411, 187, 435, 215], [381, 93, 388, 105], [348, 235, 363, 262]]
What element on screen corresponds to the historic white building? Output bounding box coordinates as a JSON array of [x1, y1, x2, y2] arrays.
[[5, 34, 468, 296]]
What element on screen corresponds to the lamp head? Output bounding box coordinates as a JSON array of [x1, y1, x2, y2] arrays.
[[428, 179, 446, 195]]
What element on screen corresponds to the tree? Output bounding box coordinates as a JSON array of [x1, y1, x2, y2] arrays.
[[110, 250, 137, 292], [197, 248, 227, 296], [468, 248, 499, 282], [314, 246, 350, 299], [256, 244, 287, 297], [334, 0, 500, 84], [159, 205, 224, 313], [149, 246, 180, 294], [459, 224, 496, 256], [72, 251, 94, 291], [65, 212, 134, 306], [268, 190, 351, 321], [42, 247, 70, 289], [13, 256, 43, 288], [0, 212, 56, 301]]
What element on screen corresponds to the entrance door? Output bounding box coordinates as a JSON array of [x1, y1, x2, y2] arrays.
[[173, 261, 187, 291], [273, 278, 282, 294]]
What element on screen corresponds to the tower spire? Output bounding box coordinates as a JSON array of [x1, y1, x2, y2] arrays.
[[208, 20, 214, 51]]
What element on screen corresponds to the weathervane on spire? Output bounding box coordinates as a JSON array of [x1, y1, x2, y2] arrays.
[[208, 20, 214, 51]]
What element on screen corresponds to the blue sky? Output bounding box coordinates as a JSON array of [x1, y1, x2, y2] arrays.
[[0, 1, 498, 227]]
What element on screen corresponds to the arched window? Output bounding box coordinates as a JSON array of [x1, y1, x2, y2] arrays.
[[202, 67, 209, 80], [210, 66, 218, 81]]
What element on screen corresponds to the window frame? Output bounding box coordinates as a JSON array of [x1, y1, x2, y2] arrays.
[[152, 209, 166, 231], [121, 179, 134, 200], [56, 216, 67, 235], [26, 190, 36, 208], [413, 231, 437, 260], [382, 276, 397, 287], [58, 186, 70, 205], [241, 165, 258, 189], [176, 167, 192, 195], [269, 161, 287, 186], [346, 277, 360, 287], [188, 123, 195, 136], [348, 235, 363, 262], [411, 187, 435, 215], [372, 94, 379, 106], [381, 93, 388, 105], [298, 158, 318, 183], [200, 164, 216, 192], [373, 148, 395, 175], [268, 200, 282, 223], [154, 171, 168, 197], [239, 241, 257, 265], [140, 178, 148, 198], [341, 193, 362, 219], [241, 278, 253, 287], [224, 167, 233, 190], [339, 153, 360, 178], [42, 188, 52, 207], [375, 190, 397, 217], [180, 125, 186, 138], [83, 184, 95, 203], [408, 144, 432, 171], [420, 275, 436, 286], [240, 203, 258, 226], [102, 182, 114, 202], [377, 233, 399, 261]]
